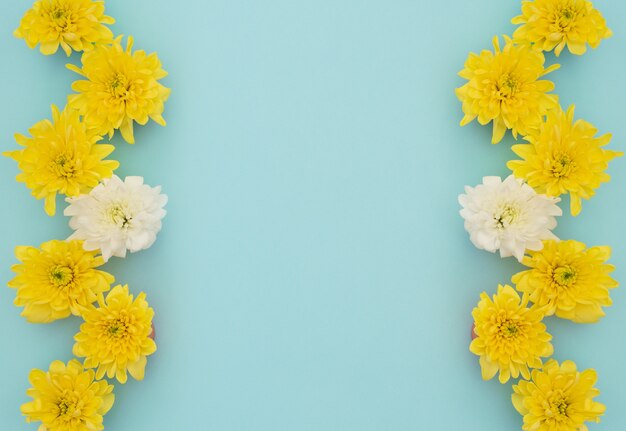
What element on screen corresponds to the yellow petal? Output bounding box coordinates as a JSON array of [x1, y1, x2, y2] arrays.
[[127, 356, 147, 381], [44, 194, 57, 216]]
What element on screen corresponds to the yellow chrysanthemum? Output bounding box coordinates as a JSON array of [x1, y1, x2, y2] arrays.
[[507, 105, 622, 216], [74, 284, 156, 383], [512, 240, 617, 323], [67, 35, 171, 144], [470, 284, 553, 384], [8, 239, 114, 323], [456, 36, 559, 144], [14, 0, 115, 56], [512, 359, 605, 431], [512, 0, 612, 56], [4, 105, 119, 216], [21, 359, 115, 431]]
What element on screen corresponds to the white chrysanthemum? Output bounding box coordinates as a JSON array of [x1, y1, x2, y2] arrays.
[[458, 175, 561, 261], [65, 175, 167, 261]]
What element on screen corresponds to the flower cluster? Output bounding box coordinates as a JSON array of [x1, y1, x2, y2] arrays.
[[8, 2, 170, 216], [470, 278, 610, 431], [456, 1, 615, 150], [458, 1, 617, 430], [8, 1, 170, 430]]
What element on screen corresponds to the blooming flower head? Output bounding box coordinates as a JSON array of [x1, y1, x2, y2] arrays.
[[65, 175, 167, 261], [74, 285, 156, 383], [21, 359, 114, 431], [507, 105, 622, 216], [470, 285, 553, 384], [4, 105, 119, 216], [459, 175, 562, 261], [14, 0, 115, 56], [8, 239, 113, 323], [512, 359, 605, 431], [512, 240, 617, 323], [456, 36, 559, 144], [512, 0, 612, 56], [67, 35, 171, 144]]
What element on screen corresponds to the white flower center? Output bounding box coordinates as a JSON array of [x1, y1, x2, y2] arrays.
[[108, 204, 133, 229], [494, 203, 521, 229]]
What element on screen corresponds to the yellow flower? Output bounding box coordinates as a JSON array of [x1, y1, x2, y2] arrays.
[[512, 0, 612, 56], [512, 240, 617, 323], [4, 105, 119, 216], [456, 36, 559, 144], [8, 240, 114, 323], [74, 285, 156, 383], [67, 35, 171, 144], [21, 359, 115, 431], [507, 105, 622, 216], [470, 285, 553, 383], [14, 0, 115, 56], [512, 359, 605, 431]]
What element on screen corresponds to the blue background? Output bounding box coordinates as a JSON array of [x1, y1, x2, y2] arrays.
[[0, 0, 625, 429]]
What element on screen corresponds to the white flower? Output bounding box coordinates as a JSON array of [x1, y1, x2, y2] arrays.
[[65, 175, 167, 261], [458, 175, 562, 261]]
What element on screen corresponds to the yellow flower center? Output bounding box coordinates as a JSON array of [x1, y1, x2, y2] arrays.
[[52, 8, 66, 20], [494, 204, 521, 229], [551, 152, 576, 178], [496, 73, 520, 99], [497, 318, 520, 339], [552, 265, 577, 288], [107, 316, 130, 339], [492, 310, 524, 341], [49, 265, 75, 287], [55, 393, 80, 420], [49, 6, 74, 32], [50, 153, 77, 178], [553, 4, 580, 32], [108, 74, 131, 99], [58, 398, 71, 415], [547, 393, 570, 420], [109, 205, 132, 228]]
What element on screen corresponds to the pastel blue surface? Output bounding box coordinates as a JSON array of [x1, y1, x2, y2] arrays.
[[1, 0, 625, 429]]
